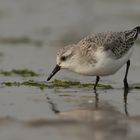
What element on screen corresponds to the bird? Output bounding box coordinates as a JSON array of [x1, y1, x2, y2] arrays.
[[47, 26, 140, 91]]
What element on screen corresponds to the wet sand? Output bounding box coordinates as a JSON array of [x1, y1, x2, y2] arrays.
[[0, 44, 140, 140]]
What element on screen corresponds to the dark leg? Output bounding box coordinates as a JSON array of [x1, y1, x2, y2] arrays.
[[94, 76, 100, 108], [94, 76, 100, 92], [95, 91, 99, 108], [123, 60, 130, 116], [123, 86, 129, 116], [123, 60, 130, 90]]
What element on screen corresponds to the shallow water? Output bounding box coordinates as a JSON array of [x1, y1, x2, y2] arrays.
[[0, 0, 140, 140]]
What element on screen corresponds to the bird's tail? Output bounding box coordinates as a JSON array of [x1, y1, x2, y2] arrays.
[[125, 26, 140, 42], [134, 26, 140, 34]]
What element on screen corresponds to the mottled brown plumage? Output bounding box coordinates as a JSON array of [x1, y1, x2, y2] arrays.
[[78, 27, 139, 58]]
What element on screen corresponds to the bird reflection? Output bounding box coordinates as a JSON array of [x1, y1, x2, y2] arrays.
[[94, 91, 99, 108], [123, 88, 129, 116], [94, 88, 129, 116]]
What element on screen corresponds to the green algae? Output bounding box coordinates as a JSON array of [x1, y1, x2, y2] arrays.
[[130, 84, 140, 89], [58, 94, 73, 97], [0, 37, 31, 44], [133, 86, 140, 89], [79, 83, 112, 89], [0, 71, 12, 76], [0, 37, 43, 46], [3, 79, 140, 90], [2, 80, 46, 90], [12, 69, 39, 77], [2, 81, 20, 87], [52, 79, 80, 88], [0, 69, 40, 77], [22, 80, 47, 90], [1, 79, 113, 90], [52, 79, 112, 89]]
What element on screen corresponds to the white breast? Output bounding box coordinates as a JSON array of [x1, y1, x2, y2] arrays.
[[73, 47, 133, 76], [90, 47, 133, 76]]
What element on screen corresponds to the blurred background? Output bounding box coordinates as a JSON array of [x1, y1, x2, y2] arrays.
[[0, 0, 140, 46]]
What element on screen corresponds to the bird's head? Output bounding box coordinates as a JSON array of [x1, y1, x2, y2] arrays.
[[47, 44, 78, 81]]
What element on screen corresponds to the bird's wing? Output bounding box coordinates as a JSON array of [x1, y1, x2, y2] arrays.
[[103, 29, 138, 58], [78, 32, 107, 52], [78, 28, 138, 59], [77, 35, 101, 64]]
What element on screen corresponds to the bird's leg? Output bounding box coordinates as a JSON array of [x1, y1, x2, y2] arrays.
[[95, 91, 99, 108], [123, 88, 129, 116], [123, 60, 130, 91], [94, 76, 100, 92]]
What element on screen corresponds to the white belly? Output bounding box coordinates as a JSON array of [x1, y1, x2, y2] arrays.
[[74, 47, 133, 76]]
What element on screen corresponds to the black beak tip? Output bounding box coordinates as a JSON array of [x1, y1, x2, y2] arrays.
[[47, 65, 61, 82], [47, 77, 51, 81]]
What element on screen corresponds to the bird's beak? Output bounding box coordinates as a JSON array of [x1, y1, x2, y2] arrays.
[[47, 64, 61, 81]]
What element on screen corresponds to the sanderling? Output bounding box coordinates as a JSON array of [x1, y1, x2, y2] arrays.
[[47, 26, 140, 91]]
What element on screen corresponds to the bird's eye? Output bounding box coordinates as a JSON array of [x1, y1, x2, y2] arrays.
[[61, 56, 66, 61]]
